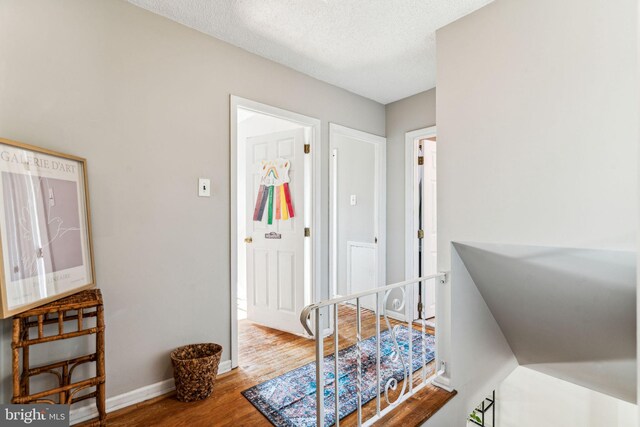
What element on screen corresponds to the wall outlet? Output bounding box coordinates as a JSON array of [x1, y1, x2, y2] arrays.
[[350, 194, 357, 206], [392, 299, 402, 310], [198, 178, 211, 197]]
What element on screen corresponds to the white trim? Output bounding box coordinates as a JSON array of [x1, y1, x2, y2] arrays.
[[330, 148, 338, 298], [432, 375, 454, 393], [329, 123, 386, 300], [70, 361, 232, 425], [404, 126, 437, 319], [230, 96, 322, 368]]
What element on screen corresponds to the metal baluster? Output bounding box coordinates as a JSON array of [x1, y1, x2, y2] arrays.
[[408, 284, 413, 393], [316, 309, 324, 427], [383, 288, 408, 406], [375, 292, 381, 417], [334, 304, 340, 426], [297, 274, 447, 426], [421, 280, 427, 383], [356, 298, 362, 426]]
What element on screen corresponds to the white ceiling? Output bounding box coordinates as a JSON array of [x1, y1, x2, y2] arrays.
[[127, 0, 493, 104]]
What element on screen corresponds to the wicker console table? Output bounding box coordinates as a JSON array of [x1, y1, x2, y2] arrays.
[[11, 289, 106, 426]]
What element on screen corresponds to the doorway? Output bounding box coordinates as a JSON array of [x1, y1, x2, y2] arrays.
[[329, 123, 386, 310], [230, 96, 321, 369], [405, 126, 437, 324]]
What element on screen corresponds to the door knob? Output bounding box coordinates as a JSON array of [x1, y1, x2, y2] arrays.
[[244, 237, 253, 243]]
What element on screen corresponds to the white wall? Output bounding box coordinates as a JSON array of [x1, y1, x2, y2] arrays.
[[438, 0, 638, 270], [0, 0, 385, 404], [440, 244, 518, 426], [436, 0, 638, 390], [455, 242, 636, 403], [433, 0, 638, 423], [498, 367, 637, 427]]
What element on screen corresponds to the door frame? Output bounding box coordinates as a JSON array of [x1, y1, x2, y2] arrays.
[[404, 126, 436, 320], [230, 95, 322, 369], [329, 123, 386, 299]]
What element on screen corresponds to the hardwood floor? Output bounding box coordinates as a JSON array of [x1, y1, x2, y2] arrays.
[[99, 306, 455, 426]]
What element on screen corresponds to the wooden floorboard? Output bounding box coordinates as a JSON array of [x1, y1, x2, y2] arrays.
[[93, 306, 455, 426]]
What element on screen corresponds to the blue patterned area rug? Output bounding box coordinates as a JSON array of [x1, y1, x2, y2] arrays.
[[242, 326, 435, 427]]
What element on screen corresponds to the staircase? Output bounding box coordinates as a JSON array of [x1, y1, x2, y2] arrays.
[[424, 242, 636, 426]]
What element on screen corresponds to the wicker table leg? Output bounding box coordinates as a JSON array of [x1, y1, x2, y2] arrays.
[[12, 318, 20, 402], [21, 345, 30, 396], [96, 305, 106, 425]]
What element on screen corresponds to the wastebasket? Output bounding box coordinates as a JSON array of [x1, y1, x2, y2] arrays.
[[170, 343, 223, 402]]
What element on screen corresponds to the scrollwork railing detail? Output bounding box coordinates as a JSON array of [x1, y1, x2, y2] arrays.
[[299, 274, 447, 427], [382, 289, 408, 405]]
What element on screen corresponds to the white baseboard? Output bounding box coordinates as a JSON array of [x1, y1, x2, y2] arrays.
[[70, 359, 233, 425], [385, 309, 406, 322], [219, 360, 233, 374], [433, 374, 454, 393]]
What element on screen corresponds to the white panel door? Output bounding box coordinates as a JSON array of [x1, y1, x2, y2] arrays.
[[422, 138, 437, 319], [245, 128, 306, 335]]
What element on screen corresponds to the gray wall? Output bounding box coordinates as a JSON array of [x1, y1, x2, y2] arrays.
[[437, 0, 638, 267], [384, 89, 436, 284], [435, 0, 638, 393], [421, 243, 520, 426], [0, 0, 385, 402], [456, 242, 636, 403]]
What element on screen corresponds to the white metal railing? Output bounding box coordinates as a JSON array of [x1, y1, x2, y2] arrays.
[[300, 274, 447, 427]]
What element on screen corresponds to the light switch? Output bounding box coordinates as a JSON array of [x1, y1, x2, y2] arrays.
[[198, 178, 211, 197], [350, 194, 357, 206]]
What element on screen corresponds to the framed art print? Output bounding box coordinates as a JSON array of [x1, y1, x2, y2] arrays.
[[0, 138, 95, 318]]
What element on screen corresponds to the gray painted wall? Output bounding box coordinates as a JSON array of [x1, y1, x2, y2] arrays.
[[0, 0, 385, 402], [437, 0, 638, 269], [456, 242, 636, 403], [435, 0, 638, 393], [384, 89, 436, 284], [424, 244, 519, 426]]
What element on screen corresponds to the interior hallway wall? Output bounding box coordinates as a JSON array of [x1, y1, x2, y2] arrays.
[[0, 0, 385, 403], [437, 0, 638, 268], [498, 367, 637, 427], [384, 89, 436, 284], [430, 0, 638, 423]]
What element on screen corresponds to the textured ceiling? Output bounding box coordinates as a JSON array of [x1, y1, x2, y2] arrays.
[[127, 0, 493, 104]]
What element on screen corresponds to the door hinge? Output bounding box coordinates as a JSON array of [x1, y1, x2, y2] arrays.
[[418, 156, 424, 165], [417, 229, 424, 239], [304, 227, 311, 237], [304, 144, 310, 154]]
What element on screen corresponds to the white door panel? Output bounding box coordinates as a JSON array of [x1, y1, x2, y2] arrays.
[[246, 128, 306, 335], [422, 139, 437, 319], [347, 241, 377, 311]]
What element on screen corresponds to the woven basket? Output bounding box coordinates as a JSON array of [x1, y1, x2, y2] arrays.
[[170, 343, 223, 402]]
